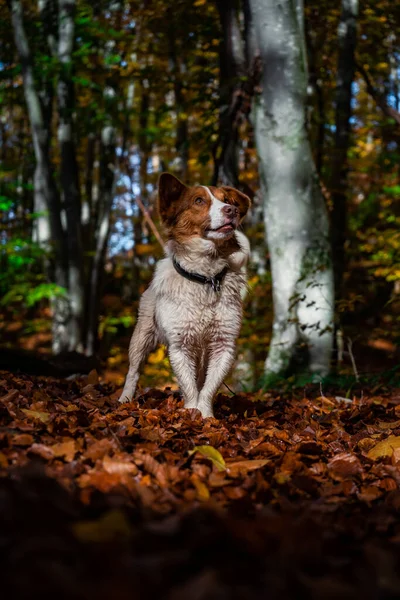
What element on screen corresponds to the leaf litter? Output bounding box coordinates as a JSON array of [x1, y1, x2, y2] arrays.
[[1, 371, 400, 597]]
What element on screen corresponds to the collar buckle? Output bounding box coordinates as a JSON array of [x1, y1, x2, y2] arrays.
[[210, 277, 221, 293]]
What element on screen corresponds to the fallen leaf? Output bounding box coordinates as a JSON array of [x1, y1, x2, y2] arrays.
[[51, 440, 77, 461], [13, 433, 34, 446], [103, 454, 138, 475], [367, 435, 400, 460], [73, 509, 131, 542], [191, 474, 210, 501], [0, 451, 8, 468], [190, 445, 226, 471], [21, 409, 50, 424], [0, 390, 19, 403], [378, 420, 400, 430], [358, 485, 383, 502], [327, 453, 362, 480], [28, 443, 54, 460], [226, 459, 269, 478], [223, 486, 247, 499], [87, 369, 99, 385]]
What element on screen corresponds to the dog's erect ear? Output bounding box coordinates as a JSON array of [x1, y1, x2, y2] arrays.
[[221, 187, 251, 220], [158, 173, 187, 225]]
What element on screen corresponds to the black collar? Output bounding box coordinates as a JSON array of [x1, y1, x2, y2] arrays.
[[172, 257, 228, 292]]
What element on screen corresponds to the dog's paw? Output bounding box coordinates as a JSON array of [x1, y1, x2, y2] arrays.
[[198, 406, 215, 419], [118, 393, 132, 404]]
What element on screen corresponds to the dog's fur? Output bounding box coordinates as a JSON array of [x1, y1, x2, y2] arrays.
[[119, 173, 251, 418]]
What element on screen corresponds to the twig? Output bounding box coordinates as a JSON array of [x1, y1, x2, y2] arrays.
[[135, 194, 165, 249], [347, 337, 359, 382], [357, 61, 400, 127], [223, 381, 236, 396]]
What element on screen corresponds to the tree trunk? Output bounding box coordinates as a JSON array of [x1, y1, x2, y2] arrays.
[[85, 125, 116, 355], [212, 0, 244, 187], [8, 0, 76, 354], [330, 0, 358, 305], [168, 32, 189, 181], [57, 0, 85, 352], [248, 0, 334, 380]]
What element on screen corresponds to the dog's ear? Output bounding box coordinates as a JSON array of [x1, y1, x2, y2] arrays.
[[221, 187, 251, 220], [158, 173, 187, 225]]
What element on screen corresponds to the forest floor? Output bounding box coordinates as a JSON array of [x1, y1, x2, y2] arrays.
[[1, 370, 400, 598]]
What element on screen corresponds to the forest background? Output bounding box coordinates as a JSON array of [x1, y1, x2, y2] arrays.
[[0, 0, 399, 392]]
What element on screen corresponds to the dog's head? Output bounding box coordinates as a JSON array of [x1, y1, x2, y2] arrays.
[[157, 173, 250, 242]]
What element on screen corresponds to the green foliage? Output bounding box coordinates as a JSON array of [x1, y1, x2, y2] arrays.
[[1, 282, 66, 308]]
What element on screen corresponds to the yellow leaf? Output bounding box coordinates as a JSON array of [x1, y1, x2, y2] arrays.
[[148, 346, 166, 364], [73, 509, 131, 543], [21, 409, 50, 424], [190, 445, 226, 471], [191, 475, 210, 501], [367, 435, 400, 460]]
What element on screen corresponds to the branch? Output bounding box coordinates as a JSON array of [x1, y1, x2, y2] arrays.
[[357, 61, 400, 127], [134, 194, 165, 250]]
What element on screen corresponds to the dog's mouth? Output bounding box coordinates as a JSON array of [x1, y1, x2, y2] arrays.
[[207, 222, 235, 233]]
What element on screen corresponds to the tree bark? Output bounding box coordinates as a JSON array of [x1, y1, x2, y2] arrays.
[[8, 0, 74, 354], [330, 0, 358, 306], [248, 0, 334, 379], [85, 124, 116, 355], [57, 0, 85, 352], [212, 0, 244, 187]]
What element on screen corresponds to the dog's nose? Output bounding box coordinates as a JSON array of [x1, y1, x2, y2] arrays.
[[222, 204, 238, 217]]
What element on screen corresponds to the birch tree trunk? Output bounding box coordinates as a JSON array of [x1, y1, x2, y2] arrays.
[[8, 0, 73, 354], [249, 0, 334, 379], [331, 0, 358, 302]]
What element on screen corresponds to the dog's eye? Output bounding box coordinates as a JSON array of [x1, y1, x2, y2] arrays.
[[223, 197, 230, 204], [194, 197, 204, 205]]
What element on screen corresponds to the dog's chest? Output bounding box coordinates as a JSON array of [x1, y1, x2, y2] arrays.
[[153, 264, 245, 346]]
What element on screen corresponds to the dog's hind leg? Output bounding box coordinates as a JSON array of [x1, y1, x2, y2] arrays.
[[197, 342, 236, 418], [119, 290, 157, 403]]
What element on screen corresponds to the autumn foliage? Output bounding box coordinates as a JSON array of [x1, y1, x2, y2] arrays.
[[2, 371, 400, 597]]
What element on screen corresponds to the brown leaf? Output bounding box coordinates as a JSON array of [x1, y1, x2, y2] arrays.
[[13, 433, 34, 446], [223, 486, 247, 500], [0, 451, 8, 468], [327, 453, 362, 480], [87, 369, 99, 385], [135, 451, 168, 486], [78, 471, 135, 494], [84, 438, 118, 461], [102, 454, 138, 476], [226, 459, 269, 478], [0, 390, 19, 403], [358, 485, 383, 502], [51, 440, 77, 462], [28, 443, 54, 460]]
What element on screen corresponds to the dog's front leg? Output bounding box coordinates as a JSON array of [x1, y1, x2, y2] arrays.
[[168, 344, 199, 409], [197, 343, 236, 418], [119, 291, 157, 403]]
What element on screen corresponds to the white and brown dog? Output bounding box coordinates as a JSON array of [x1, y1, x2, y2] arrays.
[[119, 173, 251, 418]]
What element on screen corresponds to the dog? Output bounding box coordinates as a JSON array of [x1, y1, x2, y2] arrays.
[[119, 172, 251, 418]]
